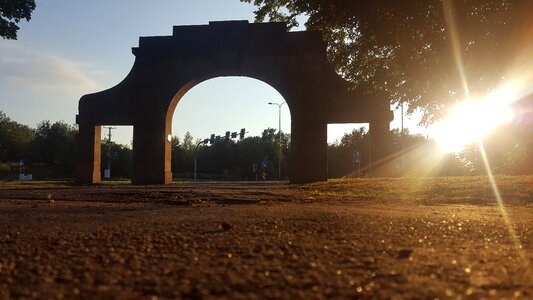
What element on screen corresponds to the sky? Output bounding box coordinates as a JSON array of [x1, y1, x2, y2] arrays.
[[0, 0, 425, 146]]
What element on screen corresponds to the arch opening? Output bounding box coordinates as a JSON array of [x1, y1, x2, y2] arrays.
[[99, 126, 133, 182], [167, 76, 291, 181], [327, 123, 370, 178]]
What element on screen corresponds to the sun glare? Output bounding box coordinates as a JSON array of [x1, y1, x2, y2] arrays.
[[433, 88, 516, 153]]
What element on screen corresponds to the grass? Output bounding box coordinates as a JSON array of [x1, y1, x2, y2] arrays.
[[0, 180, 76, 189], [0, 179, 131, 189], [297, 176, 533, 206]]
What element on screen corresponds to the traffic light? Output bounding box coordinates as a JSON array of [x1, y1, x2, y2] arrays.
[[203, 138, 209, 144], [239, 128, 246, 139], [210, 134, 215, 144], [225, 131, 230, 141], [231, 132, 237, 139]]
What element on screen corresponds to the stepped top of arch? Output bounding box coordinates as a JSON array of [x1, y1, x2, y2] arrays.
[[132, 20, 325, 58]]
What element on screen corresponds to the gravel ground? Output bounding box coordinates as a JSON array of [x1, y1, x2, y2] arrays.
[[0, 180, 532, 299]]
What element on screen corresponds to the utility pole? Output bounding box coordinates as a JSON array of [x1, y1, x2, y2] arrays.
[[268, 102, 286, 180], [103, 126, 116, 179]]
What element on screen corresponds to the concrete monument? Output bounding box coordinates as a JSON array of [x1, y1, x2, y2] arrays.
[[76, 21, 393, 184]]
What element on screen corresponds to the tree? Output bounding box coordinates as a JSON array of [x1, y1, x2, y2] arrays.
[[100, 142, 132, 179], [389, 128, 427, 155], [170, 135, 184, 174], [0, 0, 36, 39], [327, 127, 370, 178], [326, 127, 471, 177], [32, 121, 77, 174], [242, 0, 532, 124], [459, 124, 533, 175], [235, 136, 272, 180], [169, 129, 286, 180], [182, 131, 194, 151], [0, 110, 34, 162], [261, 128, 277, 142]]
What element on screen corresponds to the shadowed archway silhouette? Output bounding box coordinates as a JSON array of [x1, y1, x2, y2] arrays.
[[76, 21, 393, 184]]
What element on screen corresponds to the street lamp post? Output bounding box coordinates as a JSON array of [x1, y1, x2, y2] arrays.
[[268, 101, 286, 180], [194, 139, 210, 181]]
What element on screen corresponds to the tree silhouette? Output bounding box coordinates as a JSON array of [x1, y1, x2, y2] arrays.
[[0, 110, 34, 161], [0, 0, 36, 39], [242, 0, 532, 124]]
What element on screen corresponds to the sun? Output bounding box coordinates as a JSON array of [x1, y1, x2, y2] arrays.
[[432, 88, 516, 153]]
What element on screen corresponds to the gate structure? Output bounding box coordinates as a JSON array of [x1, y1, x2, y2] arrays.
[[76, 21, 393, 184]]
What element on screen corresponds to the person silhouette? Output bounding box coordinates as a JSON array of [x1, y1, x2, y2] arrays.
[[259, 157, 269, 181]]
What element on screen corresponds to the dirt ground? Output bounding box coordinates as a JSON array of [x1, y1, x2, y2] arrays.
[[1, 178, 532, 299]]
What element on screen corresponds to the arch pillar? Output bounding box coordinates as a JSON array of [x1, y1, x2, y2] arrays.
[[76, 124, 101, 184], [132, 122, 172, 184], [368, 118, 391, 176], [289, 114, 328, 183]]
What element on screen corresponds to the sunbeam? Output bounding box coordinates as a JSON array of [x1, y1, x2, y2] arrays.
[[435, 0, 533, 154], [442, 0, 470, 99], [440, 0, 532, 282], [479, 144, 532, 280]]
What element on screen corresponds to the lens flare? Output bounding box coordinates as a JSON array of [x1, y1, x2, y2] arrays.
[[439, 0, 533, 283], [433, 90, 515, 153], [479, 144, 532, 280]]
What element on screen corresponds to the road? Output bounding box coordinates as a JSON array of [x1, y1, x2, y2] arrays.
[[1, 180, 532, 299]]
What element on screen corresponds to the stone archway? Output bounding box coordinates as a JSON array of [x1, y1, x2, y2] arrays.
[[76, 21, 393, 185]]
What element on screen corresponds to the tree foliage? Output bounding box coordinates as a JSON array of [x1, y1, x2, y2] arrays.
[[0, 0, 36, 39], [0, 110, 34, 161], [100, 142, 132, 179], [182, 131, 194, 151], [1, 109, 531, 180], [32, 120, 78, 174], [326, 127, 470, 177], [327, 127, 370, 178], [171, 128, 290, 180], [459, 125, 533, 175], [242, 0, 532, 123]]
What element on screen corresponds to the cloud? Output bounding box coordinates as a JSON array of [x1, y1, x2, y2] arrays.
[[0, 43, 100, 93]]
